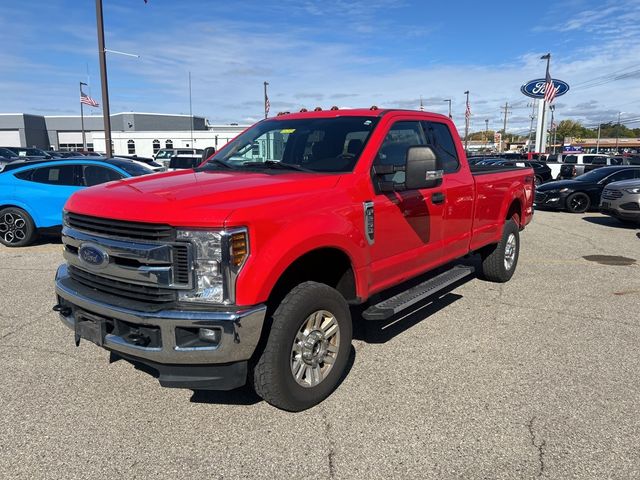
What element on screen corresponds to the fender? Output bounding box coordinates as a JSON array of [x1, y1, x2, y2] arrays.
[[0, 199, 43, 228], [234, 212, 367, 306], [498, 177, 528, 227]]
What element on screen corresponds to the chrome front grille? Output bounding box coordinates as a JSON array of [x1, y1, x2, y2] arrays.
[[602, 189, 623, 200], [62, 215, 193, 305]]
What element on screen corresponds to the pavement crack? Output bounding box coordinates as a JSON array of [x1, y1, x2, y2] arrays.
[[321, 407, 337, 479], [527, 417, 546, 478]]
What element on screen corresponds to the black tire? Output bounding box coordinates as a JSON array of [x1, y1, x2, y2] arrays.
[[480, 219, 519, 283], [0, 207, 37, 247], [566, 192, 591, 213], [253, 281, 352, 412]]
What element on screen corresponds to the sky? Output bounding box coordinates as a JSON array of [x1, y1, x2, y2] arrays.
[[2, 0, 640, 135]]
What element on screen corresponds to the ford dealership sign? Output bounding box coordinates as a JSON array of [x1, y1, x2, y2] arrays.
[[521, 78, 569, 99]]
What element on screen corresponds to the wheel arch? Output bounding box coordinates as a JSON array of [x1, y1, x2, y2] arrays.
[[0, 202, 41, 227]]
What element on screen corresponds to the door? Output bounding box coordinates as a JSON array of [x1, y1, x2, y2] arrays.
[[18, 164, 81, 227], [368, 120, 445, 292], [421, 120, 474, 260]]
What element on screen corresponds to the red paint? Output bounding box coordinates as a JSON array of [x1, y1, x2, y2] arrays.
[[65, 109, 533, 306]]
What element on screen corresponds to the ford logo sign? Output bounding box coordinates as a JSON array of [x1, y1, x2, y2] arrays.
[[521, 78, 569, 99], [78, 243, 109, 269]]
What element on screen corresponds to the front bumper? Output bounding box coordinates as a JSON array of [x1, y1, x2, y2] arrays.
[[55, 264, 266, 389], [600, 200, 640, 222]]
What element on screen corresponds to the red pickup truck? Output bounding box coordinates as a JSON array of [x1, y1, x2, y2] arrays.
[[54, 108, 534, 411]]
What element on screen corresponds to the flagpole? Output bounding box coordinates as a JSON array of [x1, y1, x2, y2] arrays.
[[80, 82, 87, 151], [263, 81, 269, 119], [464, 90, 470, 152]]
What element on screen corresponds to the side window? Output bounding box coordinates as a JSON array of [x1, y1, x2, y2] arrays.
[[606, 169, 637, 183], [82, 165, 124, 186], [582, 156, 594, 164], [592, 156, 607, 165], [30, 165, 78, 186], [127, 140, 136, 154], [374, 121, 425, 184], [422, 121, 460, 173], [564, 155, 577, 164]]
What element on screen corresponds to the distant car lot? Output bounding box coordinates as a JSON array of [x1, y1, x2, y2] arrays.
[[0, 210, 638, 479]]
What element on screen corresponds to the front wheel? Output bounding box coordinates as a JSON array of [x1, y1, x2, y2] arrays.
[[566, 192, 590, 213], [480, 219, 520, 283], [0, 207, 37, 247], [253, 281, 352, 411]]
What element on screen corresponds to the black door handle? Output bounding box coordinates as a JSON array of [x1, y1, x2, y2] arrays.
[[432, 192, 445, 204]]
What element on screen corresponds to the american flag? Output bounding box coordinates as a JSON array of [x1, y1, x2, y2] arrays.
[[80, 92, 99, 107], [465, 100, 471, 120], [265, 95, 270, 116], [542, 55, 556, 104]]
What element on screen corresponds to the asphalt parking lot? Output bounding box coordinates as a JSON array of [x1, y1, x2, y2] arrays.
[[0, 210, 639, 479]]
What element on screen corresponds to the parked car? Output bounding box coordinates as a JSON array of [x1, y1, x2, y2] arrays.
[[167, 153, 203, 170], [493, 160, 553, 185], [114, 155, 165, 172], [559, 154, 619, 179], [535, 166, 640, 213], [155, 148, 204, 168], [3, 146, 52, 159], [600, 179, 640, 225], [0, 158, 154, 247], [54, 108, 535, 411]]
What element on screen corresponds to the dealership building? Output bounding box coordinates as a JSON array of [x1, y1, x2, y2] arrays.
[[0, 112, 247, 157]]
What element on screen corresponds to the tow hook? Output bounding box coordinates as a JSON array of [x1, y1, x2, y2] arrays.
[[53, 304, 72, 316]]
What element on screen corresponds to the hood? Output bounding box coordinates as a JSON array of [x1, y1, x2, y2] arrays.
[[536, 179, 583, 191], [64, 169, 341, 227], [605, 179, 640, 190]]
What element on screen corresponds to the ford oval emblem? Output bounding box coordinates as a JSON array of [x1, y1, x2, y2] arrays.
[[78, 243, 109, 269], [521, 78, 569, 99]]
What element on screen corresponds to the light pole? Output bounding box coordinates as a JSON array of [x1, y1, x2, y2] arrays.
[[95, 0, 112, 158], [443, 99, 452, 119]]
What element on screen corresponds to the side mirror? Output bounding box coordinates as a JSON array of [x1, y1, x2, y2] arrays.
[[405, 146, 443, 190]]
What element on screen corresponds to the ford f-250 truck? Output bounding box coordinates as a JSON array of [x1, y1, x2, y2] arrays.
[[54, 108, 534, 411]]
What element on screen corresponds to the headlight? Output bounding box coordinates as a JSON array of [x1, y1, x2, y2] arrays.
[[176, 228, 249, 304], [624, 187, 640, 194], [559, 188, 570, 193]]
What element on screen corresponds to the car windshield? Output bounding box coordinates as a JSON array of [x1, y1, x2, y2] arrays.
[[0, 148, 18, 158], [106, 160, 152, 177], [574, 168, 621, 182], [202, 116, 379, 173]]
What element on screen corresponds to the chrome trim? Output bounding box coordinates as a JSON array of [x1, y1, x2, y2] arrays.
[[62, 226, 193, 289], [56, 264, 266, 364]]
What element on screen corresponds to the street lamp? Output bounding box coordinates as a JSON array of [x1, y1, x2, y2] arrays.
[[443, 99, 452, 119]]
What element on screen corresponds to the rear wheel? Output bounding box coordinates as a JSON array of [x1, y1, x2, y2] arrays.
[[253, 281, 352, 411], [480, 219, 519, 283], [566, 192, 590, 213], [0, 207, 37, 247]]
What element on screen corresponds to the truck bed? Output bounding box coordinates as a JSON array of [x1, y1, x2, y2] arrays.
[[469, 165, 526, 175]]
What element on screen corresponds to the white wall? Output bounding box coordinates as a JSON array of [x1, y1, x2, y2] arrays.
[[92, 127, 247, 157], [0, 130, 21, 146]]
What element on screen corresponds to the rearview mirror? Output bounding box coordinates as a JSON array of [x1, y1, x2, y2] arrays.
[[405, 146, 442, 190]]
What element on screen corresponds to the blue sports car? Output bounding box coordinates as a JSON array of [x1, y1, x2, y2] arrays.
[[0, 158, 153, 247]]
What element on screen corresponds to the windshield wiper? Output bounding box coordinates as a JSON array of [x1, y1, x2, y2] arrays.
[[242, 160, 313, 172], [198, 158, 235, 170]]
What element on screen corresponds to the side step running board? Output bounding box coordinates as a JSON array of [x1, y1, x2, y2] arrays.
[[362, 265, 475, 321]]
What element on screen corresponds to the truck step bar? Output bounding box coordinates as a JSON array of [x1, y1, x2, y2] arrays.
[[362, 265, 475, 321]]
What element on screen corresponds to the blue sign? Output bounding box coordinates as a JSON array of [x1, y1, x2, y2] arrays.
[[79, 243, 109, 269], [521, 78, 569, 99]]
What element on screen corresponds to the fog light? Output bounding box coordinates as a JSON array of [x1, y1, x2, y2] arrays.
[[198, 328, 221, 345]]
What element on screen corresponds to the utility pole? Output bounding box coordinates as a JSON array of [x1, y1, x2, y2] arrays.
[[596, 123, 601, 154], [464, 91, 470, 152], [500, 102, 511, 152], [615, 111, 621, 153], [95, 0, 112, 158], [484, 118, 489, 146], [443, 99, 452, 118]]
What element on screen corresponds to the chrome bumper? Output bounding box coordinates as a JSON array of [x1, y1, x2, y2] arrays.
[[55, 264, 266, 365]]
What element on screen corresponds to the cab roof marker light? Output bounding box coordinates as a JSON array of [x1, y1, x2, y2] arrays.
[[330, 106, 339, 110], [313, 107, 323, 111], [299, 108, 308, 112]]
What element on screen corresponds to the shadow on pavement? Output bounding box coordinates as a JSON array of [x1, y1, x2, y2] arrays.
[[582, 216, 639, 230]]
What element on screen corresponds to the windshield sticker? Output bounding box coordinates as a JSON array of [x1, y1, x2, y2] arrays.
[[280, 128, 296, 134], [364, 120, 372, 126]]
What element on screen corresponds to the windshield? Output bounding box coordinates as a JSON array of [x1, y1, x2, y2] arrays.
[[107, 160, 152, 177], [574, 168, 618, 182], [0, 148, 18, 158], [203, 116, 379, 173]]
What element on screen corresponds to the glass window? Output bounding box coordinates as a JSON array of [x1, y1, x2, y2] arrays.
[[30, 165, 78, 185], [583, 156, 594, 164], [422, 121, 459, 173], [564, 155, 578, 164], [82, 165, 124, 186], [206, 116, 379, 173], [152, 140, 160, 154], [127, 140, 135, 154], [374, 121, 425, 184], [166, 140, 173, 149], [605, 169, 638, 183]]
